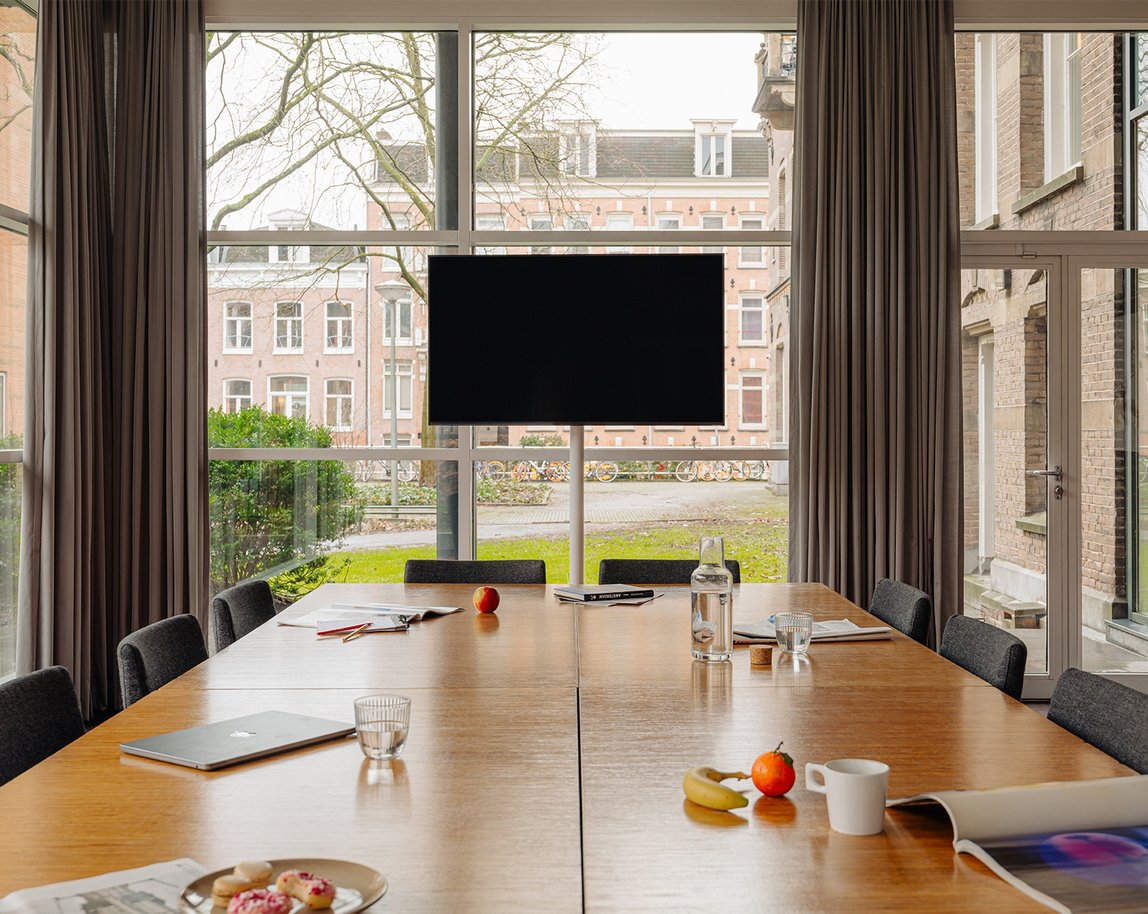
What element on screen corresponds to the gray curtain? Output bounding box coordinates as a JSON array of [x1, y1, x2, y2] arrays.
[[18, 0, 207, 716], [788, 0, 962, 646]]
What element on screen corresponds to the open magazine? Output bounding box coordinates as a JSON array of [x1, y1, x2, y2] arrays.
[[278, 602, 464, 630], [889, 775, 1148, 914], [733, 617, 891, 643]]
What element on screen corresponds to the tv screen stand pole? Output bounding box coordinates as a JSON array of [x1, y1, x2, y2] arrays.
[[569, 425, 584, 585]]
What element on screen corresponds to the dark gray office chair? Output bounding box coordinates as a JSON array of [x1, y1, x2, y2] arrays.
[[597, 558, 741, 585], [117, 614, 209, 708], [403, 559, 547, 585], [0, 666, 86, 787], [212, 579, 277, 652], [869, 578, 932, 645], [938, 615, 1027, 700], [1049, 668, 1148, 773]]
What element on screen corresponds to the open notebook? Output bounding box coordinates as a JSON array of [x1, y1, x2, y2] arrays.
[[279, 602, 463, 633]]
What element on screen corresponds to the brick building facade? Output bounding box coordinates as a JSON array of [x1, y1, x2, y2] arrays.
[[207, 122, 773, 450]]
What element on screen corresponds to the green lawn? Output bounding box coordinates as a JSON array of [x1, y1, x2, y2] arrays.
[[328, 518, 788, 584]]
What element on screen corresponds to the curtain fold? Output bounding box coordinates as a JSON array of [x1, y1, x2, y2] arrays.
[[18, 0, 207, 716], [789, 0, 962, 645]]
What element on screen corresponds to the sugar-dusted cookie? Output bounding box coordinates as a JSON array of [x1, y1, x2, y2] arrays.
[[275, 870, 337, 910]]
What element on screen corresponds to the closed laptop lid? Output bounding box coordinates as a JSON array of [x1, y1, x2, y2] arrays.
[[120, 710, 355, 770]]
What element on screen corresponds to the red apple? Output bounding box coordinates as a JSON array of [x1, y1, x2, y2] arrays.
[[472, 586, 500, 613]]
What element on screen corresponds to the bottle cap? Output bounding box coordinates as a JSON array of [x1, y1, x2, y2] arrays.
[[749, 646, 772, 666]]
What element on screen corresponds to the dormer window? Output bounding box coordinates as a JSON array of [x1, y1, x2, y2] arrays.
[[692, 119, 735, 178], [559, 123, 596, 177]]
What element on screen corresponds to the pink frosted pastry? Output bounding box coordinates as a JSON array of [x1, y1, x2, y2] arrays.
[[226, 889, 294, 914], [275, 870, 337, 910]]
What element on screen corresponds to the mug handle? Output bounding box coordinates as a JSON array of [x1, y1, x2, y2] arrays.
[[805, 762, 828, 794]]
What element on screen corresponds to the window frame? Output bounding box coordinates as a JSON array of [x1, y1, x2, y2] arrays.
[[382, 360, 414, 419], [268, 374, 310, 420], [1044, 32, 1083, 182], [324, 300, 354, 354], [738, 371, 766, 430], [273, 300, 304, 353], [223, 300, 254, 353], [223, 378, 253, 413], [324, 377, 355, 430], [739, 292, 766, 345]]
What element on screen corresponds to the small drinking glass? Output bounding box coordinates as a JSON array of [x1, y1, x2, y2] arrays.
[[354, 694, 411, 761], [775, 612, 814, 654]]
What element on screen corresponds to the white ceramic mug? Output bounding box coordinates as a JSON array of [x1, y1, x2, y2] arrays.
[[805, 758, 890, 836]]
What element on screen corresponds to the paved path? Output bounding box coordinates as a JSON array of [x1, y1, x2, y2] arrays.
[[341, 480, 782, 549]]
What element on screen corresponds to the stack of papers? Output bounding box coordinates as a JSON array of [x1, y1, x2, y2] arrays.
[[733, 618, 892, 643], [279, 602, 464, 631]]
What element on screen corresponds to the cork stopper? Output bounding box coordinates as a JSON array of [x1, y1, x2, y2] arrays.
[[749, 646, 772, 666]]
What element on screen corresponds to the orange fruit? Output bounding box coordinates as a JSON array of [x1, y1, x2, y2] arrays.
[[751, 741, 795, 797]]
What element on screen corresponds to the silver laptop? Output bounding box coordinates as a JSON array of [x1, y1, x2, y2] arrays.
[[120, 710, 355, 770]]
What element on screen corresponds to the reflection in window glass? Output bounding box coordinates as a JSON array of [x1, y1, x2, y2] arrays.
[[224, 379, 252, 412]]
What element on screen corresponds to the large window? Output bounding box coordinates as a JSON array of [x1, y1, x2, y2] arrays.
[[208, 28, 787, 594], [224, 301, 253, 352], [269, 376, 308, 418], [224, 379, 252, 412], [325, 301, 353, 352], [274, 301, 304, 352], [0, 4, 34, 680], [1044, 32, 1082, 181]]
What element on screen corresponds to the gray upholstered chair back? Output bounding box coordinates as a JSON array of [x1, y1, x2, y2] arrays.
[[869, 578, 931, 645], [403, 559, 547, 585], [117, 614, 208, 708], [212, 579, 276, 652], [0, 666, 85, 787], [598, 558, 741, 585], [1049, 668, 1148, 773], [939, 615, 1027, 699]]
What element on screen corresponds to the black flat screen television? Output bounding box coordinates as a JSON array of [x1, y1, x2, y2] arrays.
[[426, 253, 725, 425]]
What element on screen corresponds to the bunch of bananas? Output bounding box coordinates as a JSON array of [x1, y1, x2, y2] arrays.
[[681, 767, 751, 810]]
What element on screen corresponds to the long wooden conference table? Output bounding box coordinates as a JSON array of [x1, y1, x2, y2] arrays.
[[0, 583, 1132, 912]]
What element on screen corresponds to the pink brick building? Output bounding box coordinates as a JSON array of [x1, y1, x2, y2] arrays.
[[207, 121, 773, 450]]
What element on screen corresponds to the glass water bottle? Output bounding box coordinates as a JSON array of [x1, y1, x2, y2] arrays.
[[691, 536, 734, 661]]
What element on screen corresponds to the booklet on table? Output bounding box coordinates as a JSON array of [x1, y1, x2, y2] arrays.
[[889, 775, 1148, 914]]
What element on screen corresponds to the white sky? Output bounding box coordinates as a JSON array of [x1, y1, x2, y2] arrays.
[[587, 33, 764, 130]]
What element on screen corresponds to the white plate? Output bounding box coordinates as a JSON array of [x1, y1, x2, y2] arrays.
[[181, 859, 387, 914]]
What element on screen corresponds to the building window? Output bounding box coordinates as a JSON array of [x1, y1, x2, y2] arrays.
[[325, 300, 353, 352], [974, 34, 999, 221], [325, 378, 354, 430], [274, 301, 303, 352], [224, 379, 252, 413], [383, 361, 413, 418], [0, 372, 6, 435], [739, 216, 764, 266], [1044, 32, 1082, 180], [693, 119, 734, 177], [529, 214, 553, 254], [224, 301, 253, 352], [476, 213, 506, 254], [656, 214, 680, 254], [740, 373, 765, 428], [383, 298, 413, 342], [271, 239, 306, 263], [565, 214, 590, 254], [560, 127, 595, 176], [702, 214, 725, 254], [740, 294, 765, 344], [605, 212, 633, 252], [269, 376, 308, 419], [698, 134, 726, 176]]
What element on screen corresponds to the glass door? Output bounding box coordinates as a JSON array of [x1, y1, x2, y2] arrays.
[[961, 260, 1065, 698], [1074, 264, 1148, 682]]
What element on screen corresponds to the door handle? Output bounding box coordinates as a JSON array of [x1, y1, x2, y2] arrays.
[[1024, 466, 1062, 480]]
